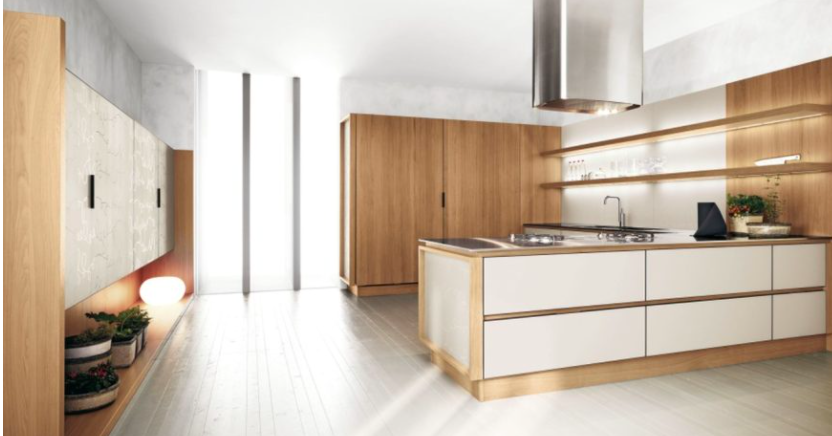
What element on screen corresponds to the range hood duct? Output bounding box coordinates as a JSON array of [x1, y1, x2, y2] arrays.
[[533, 0, 643, 114]]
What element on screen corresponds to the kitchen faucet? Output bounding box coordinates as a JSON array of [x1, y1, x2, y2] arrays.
[[604, 196, 626, 228]]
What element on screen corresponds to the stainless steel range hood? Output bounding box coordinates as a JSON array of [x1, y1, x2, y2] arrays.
[[533, 0, 643, 114]]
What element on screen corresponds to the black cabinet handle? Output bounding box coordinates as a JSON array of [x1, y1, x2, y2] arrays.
[[157, 188, 161, 208], [441, 192, 445, 208], [89, 175, 95, 209]]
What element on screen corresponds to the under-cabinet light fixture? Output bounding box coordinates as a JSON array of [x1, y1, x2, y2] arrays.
[[754, 154, 801, 166], [140, 276, 186, 306]]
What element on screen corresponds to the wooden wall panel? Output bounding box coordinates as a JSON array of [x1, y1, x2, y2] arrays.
[[520, 125, 562, 224], [726, 58, 832, 352], [354, 115, 444, 286], [141, 150, 195, 293], [4, 11, 66, 436], [65, 271, 142, 336], [445, 120, 522, 238], [726, 58, 832, 236]]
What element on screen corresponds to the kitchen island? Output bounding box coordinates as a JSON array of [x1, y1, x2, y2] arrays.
[[418, 232, 831, 401]]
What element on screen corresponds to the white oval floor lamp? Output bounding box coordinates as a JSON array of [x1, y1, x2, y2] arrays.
[[140, 276, 186, 306]]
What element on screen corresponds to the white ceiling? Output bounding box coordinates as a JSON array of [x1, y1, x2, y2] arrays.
[[96, 0, 778, 92]]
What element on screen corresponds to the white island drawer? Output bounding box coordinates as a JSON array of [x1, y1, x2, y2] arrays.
[[646, 246, 771, 299], [773, 291, 826, 339], [484, 251, 645, 315], [484, 307, 645, 378], [646, 296, 772, 356], [773, 244, 826, 290]]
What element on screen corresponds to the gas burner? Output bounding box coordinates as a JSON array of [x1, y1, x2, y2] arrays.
[[510, 233, 565, 244], [597, 231, 655, 243]]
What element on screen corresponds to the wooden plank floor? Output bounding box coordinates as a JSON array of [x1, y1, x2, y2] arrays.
[[111, 290, 832, 436]]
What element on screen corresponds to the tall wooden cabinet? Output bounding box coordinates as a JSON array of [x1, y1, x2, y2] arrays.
[[341, 114, 560, 296]]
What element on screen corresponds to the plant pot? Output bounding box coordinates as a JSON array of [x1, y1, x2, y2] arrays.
[[65, 381, 120, 414], [730, 214, 764, 235], [66, 336, 112, 373], [136, 326, 147, 354], [65, 351, 111, 374], [111, 335, 138, 368], [747, 223, 792, 238], [65, 336, 111, 360]]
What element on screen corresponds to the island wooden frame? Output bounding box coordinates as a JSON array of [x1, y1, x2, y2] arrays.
[[418, 240, 830, 402]]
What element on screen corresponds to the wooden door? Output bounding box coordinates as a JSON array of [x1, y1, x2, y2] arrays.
[[355, 115, 444, 286], [445, 120, 521, 238]]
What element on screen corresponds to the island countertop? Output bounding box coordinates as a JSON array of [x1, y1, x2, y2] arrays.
[[420, 233, 832, 257]]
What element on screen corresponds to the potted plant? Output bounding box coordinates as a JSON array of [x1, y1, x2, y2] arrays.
[[65, 363, 120, 414], [726, 193, 765, 235], [65, 326, 113, 374], [86, 311, 138, 368], [121, 307, 151, 354], [747, 175, 792, 238]]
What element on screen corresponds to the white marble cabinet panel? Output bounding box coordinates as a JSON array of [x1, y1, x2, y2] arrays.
[[133, 123, 159, 269], [65, 73, 135, 308], [94, 89, 134, 292], [65, 74, 97, 308], [158, 140, 175, 254]]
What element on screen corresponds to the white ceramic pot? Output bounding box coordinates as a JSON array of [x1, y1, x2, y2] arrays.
[[65, 382, 119, 414], [65, 336, 111, 360], [730, 214, 764, 235], [111, 335, 138, 368]]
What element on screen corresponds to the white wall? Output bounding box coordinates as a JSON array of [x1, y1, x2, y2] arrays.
[[340, 79, 591, 125], [561, 87, 726, 230], [5, 0, 143, 120], [644, 0, 832, 103], [142, 64, 196, 149]]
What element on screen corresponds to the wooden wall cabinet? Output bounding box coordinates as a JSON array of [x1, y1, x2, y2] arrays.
[[341, 114, 560, 296]]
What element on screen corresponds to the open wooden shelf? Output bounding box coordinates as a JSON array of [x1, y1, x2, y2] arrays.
[[64, 295, 193, 436], [541, 103, 832, 158], [541, 162, 832, 189]]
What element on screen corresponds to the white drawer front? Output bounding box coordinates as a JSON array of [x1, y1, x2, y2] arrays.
[[484, 251, 645, 315], [484, 308, 645, 378], [773, 291, 826, 340], [647, 246, 771, 300], [773, 244, 826, 290], [646, 296, 772, 356]]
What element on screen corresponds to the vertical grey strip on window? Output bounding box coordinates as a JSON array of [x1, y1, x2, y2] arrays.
[[242, 73, 251, 295], [292, 78, 301, 291]]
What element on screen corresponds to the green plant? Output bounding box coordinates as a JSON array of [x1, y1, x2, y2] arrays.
[[86, 307, 151, 343], [65, 363, 119, 395], [65, 326, 113, 347], [764, 175, 784, 223], [726, 194, 765, 218]]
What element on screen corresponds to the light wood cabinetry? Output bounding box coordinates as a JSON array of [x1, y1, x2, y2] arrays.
[[444, 120, 521, 238], [646, 246, 771, 299], [484, 307, 645, 378], [4, 11, 66, 436], [341, 115, 560, 295], [647, 296, 772, 356], [483, 251, 644, 315], [354, 115, 443, 286]]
